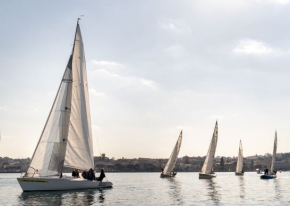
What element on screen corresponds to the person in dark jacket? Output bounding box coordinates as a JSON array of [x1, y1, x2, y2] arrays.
[[87, 168, 95, 181], [96, 169, 106, 181]]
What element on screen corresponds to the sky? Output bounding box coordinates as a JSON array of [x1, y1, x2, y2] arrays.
[[1, 0, 290, 159]]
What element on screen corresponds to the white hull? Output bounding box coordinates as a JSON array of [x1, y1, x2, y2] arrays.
[[17, 177, 113, 192], [199, 173, 216, 179]]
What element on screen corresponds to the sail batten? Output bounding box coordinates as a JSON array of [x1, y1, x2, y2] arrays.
[[163, 131, 182, 175], [201, 121, 218, 174]]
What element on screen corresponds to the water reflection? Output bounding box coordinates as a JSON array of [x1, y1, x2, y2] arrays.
[[274, 178, 282, 201], [165, 178, 183, 205], [202, 179, 220, 203], [238, 176, 245, 200], [18, 189, 109, 205]]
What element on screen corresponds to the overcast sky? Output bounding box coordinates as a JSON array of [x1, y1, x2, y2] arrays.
[[1, 0, 290, 159]]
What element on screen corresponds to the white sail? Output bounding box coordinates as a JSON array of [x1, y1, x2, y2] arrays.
[[26, 56, 73, 177], [236, 140, 243, 173], [26, 21, 94, 177], [64, 22, 94, 170], [163, 131, 183, 175], [201, 121, 218, 174], [270, 131, 277, 174]]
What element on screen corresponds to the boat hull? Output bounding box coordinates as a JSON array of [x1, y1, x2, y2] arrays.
[[199, 173, 216, 179], [260, 174, 276, 179], [17, 177, 113, 192], [235, 172, 244, 176], [160, 173, 176, 178]]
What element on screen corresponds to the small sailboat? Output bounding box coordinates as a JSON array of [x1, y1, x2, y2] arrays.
[[160, 131, 182, 178], [199, 121, 218, 179], [235, 140, 244, 176], [17, 19, 113, 191], [260, 131, 277, 179]]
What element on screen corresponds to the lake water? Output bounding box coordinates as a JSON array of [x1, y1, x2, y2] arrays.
[[1, 172, 290, 205]]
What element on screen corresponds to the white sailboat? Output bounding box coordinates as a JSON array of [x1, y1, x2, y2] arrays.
[[199, 121, 218, 179], [235, 140, 244, 176], [17, 19, 113, 191], [260, 131, 277, 179], [160, 131, 182, 178]]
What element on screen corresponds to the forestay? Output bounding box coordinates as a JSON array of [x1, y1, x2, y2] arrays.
[[236, 140, 243, 173], [201, 121, 218, 174], [163, 131, 183, 175]]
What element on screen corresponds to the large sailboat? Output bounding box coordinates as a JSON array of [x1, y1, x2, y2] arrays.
[[199, 121, 218, 179], [17, 19, 113, 191], [235, 140, 244, 176], [260, 131, 277, 179], [160, 131, 182, 178]]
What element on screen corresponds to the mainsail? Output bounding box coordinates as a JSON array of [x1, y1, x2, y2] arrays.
[[236, 140, 243, 173], [163, 131, 183, 175], [26, 20, 94, 177], [201, 121, 218, 174], [270, 131, 277, 174]]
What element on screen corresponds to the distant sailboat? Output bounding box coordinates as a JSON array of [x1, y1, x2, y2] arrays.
[[235, 140, 244, 176], [260, 131, 277, 179], [160, 131, 182, 178], [17, 19, 113, 191], [199, 121, 218, 179]]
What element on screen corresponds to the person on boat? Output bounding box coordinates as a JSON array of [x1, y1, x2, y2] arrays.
[[82, 170, 88, 179], [75, 169, 80, 178], [264, 168, 269, 175], [72, 169, 77, 178], [87, 168, 95, 181], [96, 169, 106, 181]]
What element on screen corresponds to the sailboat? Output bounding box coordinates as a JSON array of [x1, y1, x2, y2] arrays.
[[199, 121, 218, 179], [260, 131, 277, 179], [17, 19, 113, 191], [160, 131, 182, 178], [235, 140, 244, 176]]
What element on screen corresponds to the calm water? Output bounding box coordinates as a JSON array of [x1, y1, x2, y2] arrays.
[[1, 172, 290, 205]]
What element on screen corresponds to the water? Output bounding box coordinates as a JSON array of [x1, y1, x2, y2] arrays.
[[1, 172, 290, 205]]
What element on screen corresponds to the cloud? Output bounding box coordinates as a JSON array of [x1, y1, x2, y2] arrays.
[[92, 68, 158, 90], [89, 89, 105, 97], [0, 106, 8, 111], [91, 60, 124, 69], [160, 19, 191, 34], [233, 39, 273, 55], [257, 0, 290, 5], [164, 45, 188, 58]]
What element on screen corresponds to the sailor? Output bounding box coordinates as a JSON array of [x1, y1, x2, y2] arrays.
[[96, 169, 106, 181], [72, 169, 77, 178]]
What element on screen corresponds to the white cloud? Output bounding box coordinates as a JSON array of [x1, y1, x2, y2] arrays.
[[164, 45, 188, 58], [92, 68, 158, 90], [233, 39, 273, 55], [91, 60, 124, 69], [0, 106, 8, 111], [257, 0, 290, 5], [160, 19, 191, 34], [89, 89, 105, 97]]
